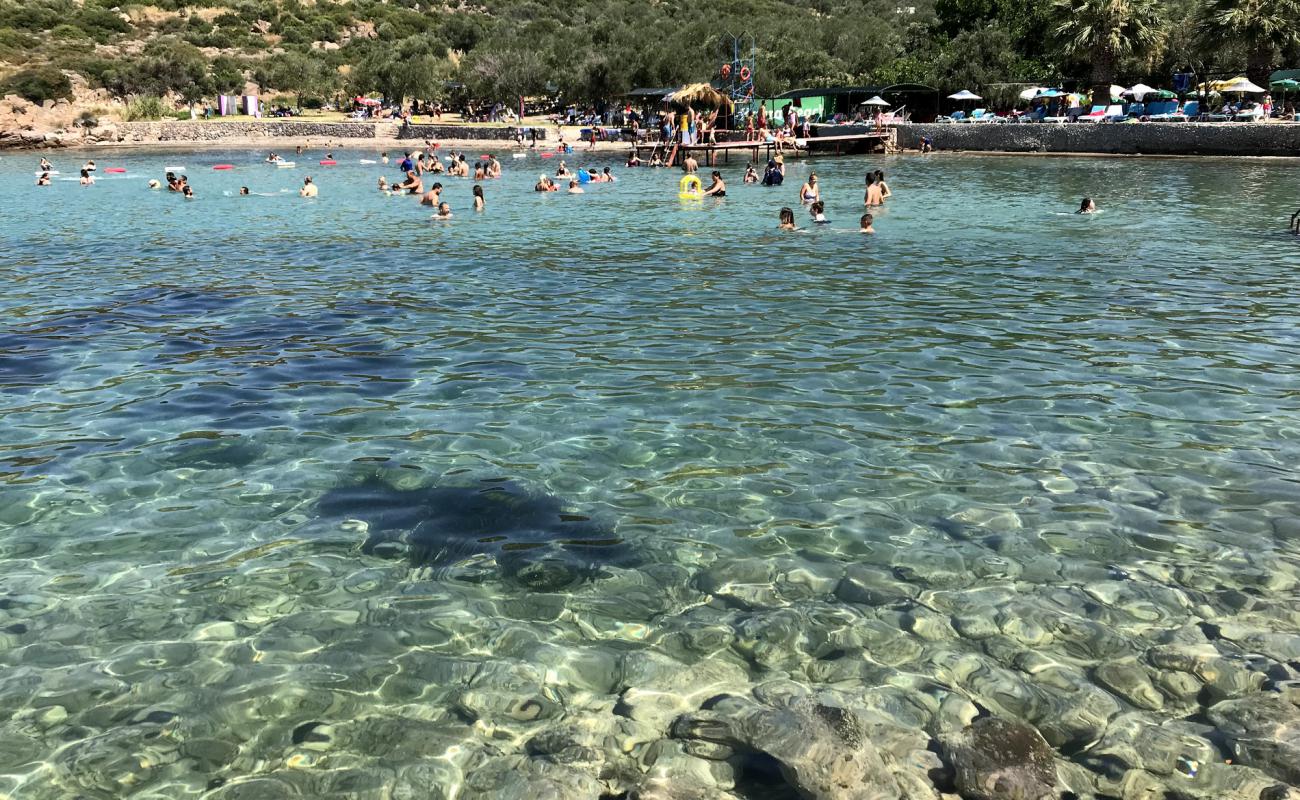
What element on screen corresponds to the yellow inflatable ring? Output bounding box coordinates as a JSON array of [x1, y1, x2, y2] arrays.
[[678, 174, 703, 200]]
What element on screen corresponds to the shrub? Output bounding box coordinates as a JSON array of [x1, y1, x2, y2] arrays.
[[51, 23, 89, 39], [1, 66, 73, 103], [124, 95, 170, 120]]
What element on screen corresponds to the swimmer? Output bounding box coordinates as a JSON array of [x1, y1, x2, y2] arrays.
[[474, 163, 486, 181], [860, 213, 875, 234], [296, 145, 304, 155], [702, 170, 727, 197], [568, 179, 584, 194], [761, 159, 784, 186], [39, 157, 52, 171], [35, 171, 51, 186], [864, 173, 883, 206], [394, 170, 423, 195], [165, 172, 179, 191], [473, 184, 485, 211], [809, 200, 828, 224], [874, 170, 892, 200], [743, 163, 758, 183], [650, 153, 664, 168], [266, 152, 281, 163], [800, 174, 820, 205], [433, 201, 453, 219], [778, 207, 797, 231], [602, 167, 615, 182], [488, 157, 501, 178], [682, 155, 699, 174], [83, 160, 96, 172], [1077, 197, 1097, 214], [556, 161, 571, 178], [79, 168, 95, 186], [627, 153, 642, 167], [377, 176, 388, 192], [300, 176, 318, 197], [147, 179, 161, 189], [419, 182, 443, 207], [381, 151, 389, 164], [182, 185, 195, 199], [240, 186, 250, 195]]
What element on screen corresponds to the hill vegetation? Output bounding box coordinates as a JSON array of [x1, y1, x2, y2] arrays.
[[0, 0, 1296, 111]]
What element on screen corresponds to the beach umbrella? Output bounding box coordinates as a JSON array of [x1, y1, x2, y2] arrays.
[[1124, 83, 1157, 99], [861, 95, 891, 106], [667, 83, 728, 109], [1270, 79, 1299, 92], [1019, 87, 1045, 100], [1109, 84, 1127, 100], [947, 89, 982, 100], [1220, 77, 1267, 93]]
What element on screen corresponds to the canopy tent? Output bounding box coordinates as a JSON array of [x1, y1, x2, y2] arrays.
[[1219, 77, 1268, 93], [860, 95, 891, 106], [947, 89, 981, 100]]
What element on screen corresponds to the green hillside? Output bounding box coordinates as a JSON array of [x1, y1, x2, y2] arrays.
[[0, 0, 1296, 110]]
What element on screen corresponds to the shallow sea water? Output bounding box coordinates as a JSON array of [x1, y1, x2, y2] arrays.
[[2, 147, 1300, 799]]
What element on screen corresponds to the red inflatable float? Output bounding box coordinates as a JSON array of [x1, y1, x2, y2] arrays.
[[213, 164, 234, 170], [319, 160, 337, 166], [105, 167, 126, 173], [480, 154, 491, 160], [540, 153, 554, 159]]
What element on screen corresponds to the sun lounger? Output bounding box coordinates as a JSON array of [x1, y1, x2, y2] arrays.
[[1102, 105, 1127, 122], [1076, 105, 1108, 122]]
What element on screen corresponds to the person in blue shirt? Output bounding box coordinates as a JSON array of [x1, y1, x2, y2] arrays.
[[761, 159, 784, 186], [398, 154, 415, 173]]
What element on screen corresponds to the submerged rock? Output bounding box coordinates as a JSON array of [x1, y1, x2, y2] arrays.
[[673, 692, 900, 799], [938, 717, 1059, 800], [1206, 693, 1300, 785], [317, 475, 632, 589]]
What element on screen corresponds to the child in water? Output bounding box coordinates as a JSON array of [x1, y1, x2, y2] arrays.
[[743, 163, 758, 183], [473, 184, 485, 211], [778, 207, 797, 230], [36, 171, 51, 186], [1077, 197, 1097, 214], [809, 200, 828, 223], [860, 213, 875, 234], [79, 169, 95, 186]]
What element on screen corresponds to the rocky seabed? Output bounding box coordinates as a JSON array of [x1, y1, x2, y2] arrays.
[[6, 505, 1299, 800]]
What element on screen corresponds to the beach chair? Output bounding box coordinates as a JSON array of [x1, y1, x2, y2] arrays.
[[1101, 105, 1127, 122], [1234, 106, 1264, 122], [946, 111, 966, 123], [1126, 103, 1146, 118], [1077, 105, 1108, 122], [1145, 101, 1177, 120]]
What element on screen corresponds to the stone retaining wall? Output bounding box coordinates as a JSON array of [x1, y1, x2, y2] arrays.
[[894, 122, 1300, 157], [114, 121, 381, 142], [108, 121, 530, 144]]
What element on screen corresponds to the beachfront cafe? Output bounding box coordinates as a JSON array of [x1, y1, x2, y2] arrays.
[[758, 85, 942, 124]]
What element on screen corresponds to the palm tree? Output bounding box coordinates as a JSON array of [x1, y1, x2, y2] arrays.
[[1053, 0, 1166, 106], [1199, 0, 1300, 86]]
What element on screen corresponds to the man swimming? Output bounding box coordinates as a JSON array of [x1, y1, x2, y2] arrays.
[[864, 174, 883, 206], [240, 186, 250, 195], [300, 176, 318, 197], [433, 202, 453, 219], [568, 180, 584, 194], [419, 182, 443, 206], [35, 171, 51, 186]]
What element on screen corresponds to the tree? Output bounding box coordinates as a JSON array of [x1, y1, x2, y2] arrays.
[[1198, 0, 1300, 85], [1052, 0, 1166, 105], [261, 51, 328, 107]]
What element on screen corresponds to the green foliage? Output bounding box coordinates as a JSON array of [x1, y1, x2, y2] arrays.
[[3, 0, 1297, 112], [1, 65, 72, 103], [123, 95, 170, 120]]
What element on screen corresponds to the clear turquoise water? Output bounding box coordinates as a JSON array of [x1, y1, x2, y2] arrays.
[[2, 148, 1300, 798]]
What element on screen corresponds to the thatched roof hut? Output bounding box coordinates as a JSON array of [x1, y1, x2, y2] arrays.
[[667, 83, 729, 109]]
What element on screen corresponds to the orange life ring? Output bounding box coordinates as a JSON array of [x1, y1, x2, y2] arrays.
[[739, 66, 751, 81], [721, 64, 732, 78]]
